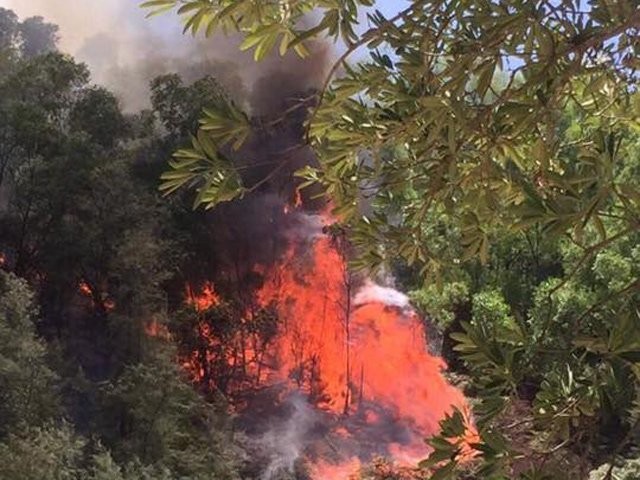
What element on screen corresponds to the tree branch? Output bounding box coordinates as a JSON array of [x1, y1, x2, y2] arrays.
[[304, 0, 432, 142]]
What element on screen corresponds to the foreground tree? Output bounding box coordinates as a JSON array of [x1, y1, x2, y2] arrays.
[[143, 1, 640, 477], [144, 1, 639, 240]]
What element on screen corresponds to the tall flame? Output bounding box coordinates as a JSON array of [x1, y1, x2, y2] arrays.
[[257, 230, 475, 476], [178, 211, 476, 477]]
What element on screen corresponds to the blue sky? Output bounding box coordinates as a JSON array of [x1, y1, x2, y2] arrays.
[[359, 0, 405, 30]]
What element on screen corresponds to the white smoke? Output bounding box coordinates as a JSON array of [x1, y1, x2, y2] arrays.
[[353, 280, 411, 309], [256, 392, 319, 480], [0, 0, 274, 111]]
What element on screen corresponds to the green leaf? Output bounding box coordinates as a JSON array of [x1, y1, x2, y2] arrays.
[[429, 461, 457, 480], [141, 0, 176, 17]]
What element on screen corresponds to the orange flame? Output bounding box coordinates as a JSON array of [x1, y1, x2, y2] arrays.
[[312, 457, 361, 480], [183, 211, 477, 476], [255, 236, 477, 473], [78, 280, 115, 312], [185, 281, 219, 311], [78, 281, 92, 296]]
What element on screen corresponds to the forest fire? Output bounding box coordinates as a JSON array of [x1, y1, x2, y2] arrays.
[[185, 281, 220, 311], [176, 208, 477, 478]]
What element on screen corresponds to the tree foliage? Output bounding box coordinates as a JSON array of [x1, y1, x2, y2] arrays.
[[145, 0, 640, 279], [0, 423, 85, 480], [0, 271, 59, 436], [0, 10, 242, 479], [1, 2, 639, 478], [0, 8, 58, 74]]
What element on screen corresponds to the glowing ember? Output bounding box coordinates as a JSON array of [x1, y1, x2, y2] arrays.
[[185, 281, 219, 311], [145, 320, 171, 340], [284, 188, 304, 215], [78, 280, 115, 312], [0, 252, 5, 267]]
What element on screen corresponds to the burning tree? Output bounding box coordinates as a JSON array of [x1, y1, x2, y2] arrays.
[[174, 286, 280, 398], [157, 203, 477, 478]]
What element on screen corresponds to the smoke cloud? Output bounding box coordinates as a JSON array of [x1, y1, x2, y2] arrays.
[[257, 393, 319, 480], [1, 0, 331, 112]]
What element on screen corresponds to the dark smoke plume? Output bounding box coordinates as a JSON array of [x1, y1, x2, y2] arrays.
[[4, 0, 333, 113], [5, 0, 334, 285]]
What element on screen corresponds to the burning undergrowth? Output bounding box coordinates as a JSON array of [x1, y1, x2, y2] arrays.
[[159, 204, 476, 479], [149, 48, 476, 479]]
